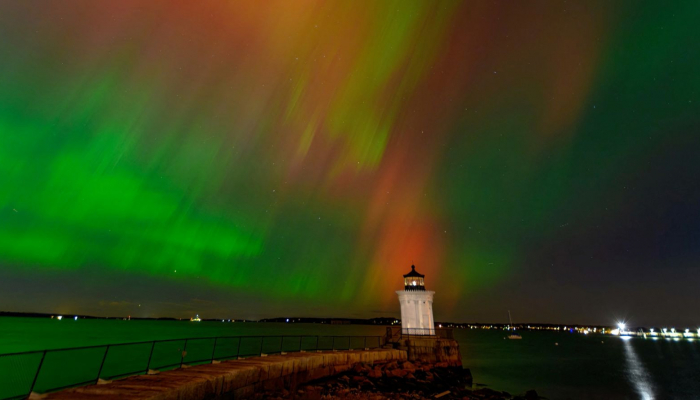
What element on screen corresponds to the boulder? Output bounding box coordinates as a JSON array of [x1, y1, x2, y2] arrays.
[[401, 361, 416, 370], [472, 387, 504, 398], [384, 361, 399, 371], [368, 368, 383, 378], [462, 368, 473, 380]]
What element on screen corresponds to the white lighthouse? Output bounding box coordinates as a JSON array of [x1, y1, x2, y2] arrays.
[[396, 265, 435, 335]]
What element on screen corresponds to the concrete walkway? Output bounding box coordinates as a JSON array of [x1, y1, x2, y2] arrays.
[[42, 349, 406, 400]]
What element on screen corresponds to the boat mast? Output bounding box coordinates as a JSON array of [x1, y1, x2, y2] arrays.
[[508, 310, 513, 330]]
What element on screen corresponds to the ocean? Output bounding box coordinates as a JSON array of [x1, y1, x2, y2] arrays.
[[0, 317, 698, 399]]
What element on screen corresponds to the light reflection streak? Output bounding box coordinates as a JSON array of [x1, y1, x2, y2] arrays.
[[621, 337, 655, 399]]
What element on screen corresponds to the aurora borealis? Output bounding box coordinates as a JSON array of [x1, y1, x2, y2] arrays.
[[1, 1, 698, 326]]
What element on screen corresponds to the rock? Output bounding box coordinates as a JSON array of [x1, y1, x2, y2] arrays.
[[368, 368, 383, 378], [401, 361, 416, 370], [462, 368, 473, 382], [524, 389, 539, 399], [300, 386, 322, 400], [389, 369, 408, 378], [473, 388, 504, 398], [384, 361, 399, 370]]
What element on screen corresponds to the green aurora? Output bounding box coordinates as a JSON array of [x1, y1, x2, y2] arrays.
[[0, 1, 699, 326]]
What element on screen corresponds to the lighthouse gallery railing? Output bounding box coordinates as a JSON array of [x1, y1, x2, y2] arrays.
[[0, 334, 385, 400]]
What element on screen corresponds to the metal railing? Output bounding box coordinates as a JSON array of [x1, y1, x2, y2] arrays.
[[0, 334, 384, 400], [385, 326, 454, 341]]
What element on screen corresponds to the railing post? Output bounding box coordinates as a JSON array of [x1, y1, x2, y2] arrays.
[[210, 338, 218, 363], [28, 350, 47, 395], [259, 336, 263, 356], [332, 337, 336, 350], [315, 336, 319, 351], [180, 339, 189, 368], [298, 336, 302, 352], [236, 337, 242, 358], [95, 345, 110, 383], [145, 341, 156, 372]]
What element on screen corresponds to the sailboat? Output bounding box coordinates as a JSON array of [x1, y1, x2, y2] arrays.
[[507, 310, 522, 340]]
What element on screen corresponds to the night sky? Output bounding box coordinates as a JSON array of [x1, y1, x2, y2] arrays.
[[1, 1, 698, 327]]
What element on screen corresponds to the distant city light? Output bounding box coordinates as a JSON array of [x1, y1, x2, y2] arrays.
[[618, 322, 626, 331], [74, 316, 78, 321], [57, 315, 63, 321], [286, 318, 289, 322]]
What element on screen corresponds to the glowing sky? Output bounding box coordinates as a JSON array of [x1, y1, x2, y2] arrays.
[[1, 1, 699, 326]]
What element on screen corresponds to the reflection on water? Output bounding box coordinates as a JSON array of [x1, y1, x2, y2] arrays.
[[621, 337, 655, 399]]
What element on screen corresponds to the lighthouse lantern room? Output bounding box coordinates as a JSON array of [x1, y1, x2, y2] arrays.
[[403, 265, 425, 290], [396, 265, 435, 335]]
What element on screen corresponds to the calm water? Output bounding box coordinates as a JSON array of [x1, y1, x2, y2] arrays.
[[1, 317, 699, 399]]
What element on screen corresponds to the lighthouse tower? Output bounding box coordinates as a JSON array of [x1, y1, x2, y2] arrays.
[[396, 265, 435, 335]]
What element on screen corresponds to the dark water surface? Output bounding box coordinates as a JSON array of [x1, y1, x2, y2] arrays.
[[456, 329, 700, 399], [1, 317, 699, 399]]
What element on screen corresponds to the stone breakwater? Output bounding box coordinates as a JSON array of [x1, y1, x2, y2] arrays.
[[395, 338, 462, 368], [41, 349, 407, 400], [40, 341, 537, 400], [256, 360, 541, 400]]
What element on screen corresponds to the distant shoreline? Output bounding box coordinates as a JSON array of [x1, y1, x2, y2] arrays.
[[0, 311, 629, 331]]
